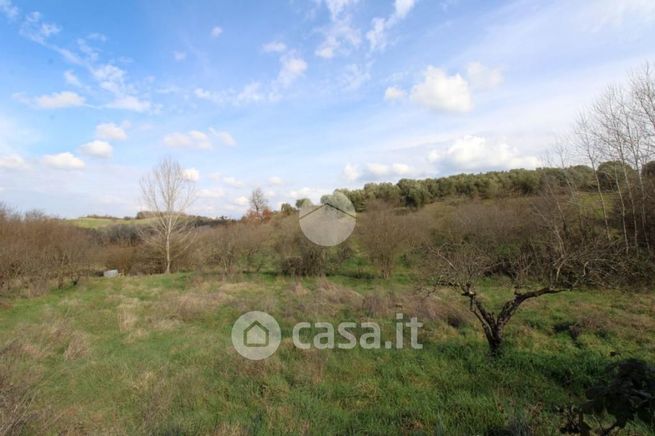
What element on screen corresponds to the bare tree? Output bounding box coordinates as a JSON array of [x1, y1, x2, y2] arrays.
[[572, 63, 655, 255], [246, 188, 271, 222], [573, 114, 611, 241], [140, 158, 197, 274]]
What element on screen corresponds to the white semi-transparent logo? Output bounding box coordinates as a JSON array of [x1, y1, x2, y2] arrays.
[[231, 311, 422, 360], [231, 311, 282, 360], [299, 192, 356, 247]]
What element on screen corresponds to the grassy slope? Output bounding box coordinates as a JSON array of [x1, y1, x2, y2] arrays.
[[69, 217, 137, 229], [1, 273, 654, 435]]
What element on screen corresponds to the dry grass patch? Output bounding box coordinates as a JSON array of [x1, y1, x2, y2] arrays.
[[10, 317, 90, 360], [150, 291, 229, 324], [289, 281, 308, 297], [218, 282, 253, 294], [0, 342, 54, 435], [362, 290, 472, 328], [117, 306, 139, 333], [63, 332, 90, 360], [211, 422, 249, 435]]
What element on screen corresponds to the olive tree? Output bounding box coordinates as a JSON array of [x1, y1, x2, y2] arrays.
[[422, 197, 611, 356]]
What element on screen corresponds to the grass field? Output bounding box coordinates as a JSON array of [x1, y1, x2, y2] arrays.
[[1, 273, 653, 434], [69, 217, 151, 229]]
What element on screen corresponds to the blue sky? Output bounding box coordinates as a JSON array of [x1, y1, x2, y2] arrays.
[[1, 0, 654, 218]]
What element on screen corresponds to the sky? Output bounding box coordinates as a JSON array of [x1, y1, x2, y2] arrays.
[[1, 0, 655, 218]]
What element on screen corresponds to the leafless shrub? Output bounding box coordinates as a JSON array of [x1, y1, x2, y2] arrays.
[[198, 220, 272, 276], [0, 208, 94, 295], [357, 201, 426, 278], [274, 216, 328, 276]]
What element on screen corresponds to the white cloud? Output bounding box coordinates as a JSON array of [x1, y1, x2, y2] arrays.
[[410, 66, 472, 112], [325, 0, 358, 19], [164, 129, 236, 149], [343, 163, 360, 181], [164, 130, 212, 150], [173, 51, 187, 61], [366, 0, 416, 51], [193, 88, 227, 104], [34, 91, 85, 109], [277, 54, 308, 87], [20, 11, 60, 43], [341, 63, 370, 90], [0, 0, 19, 20], [209, 128, 237, 146], [432, 135, 541, 171], [466, 62, 503, 90], [237, 82, 265, 103], [79, 140, 113, 158], [198, 187, 225, 198], [194, 88, 212, 99], [210, 26, 223, 38], [106, 95, 151, 112], [92, 64, 126, 94], [345, 162, 415, 180], [223, 176, 244, 188], [234, 196, 249, 206], [366, 163, 390, 176], [96, 122, 127, 141], [288, 187, 330, 204], [42, 152, 85, 170], [427, 149, 441, 163], [0, 153, 27, 170], [315, 0, 361, 59], [384, 86, 406, 101], [366, 17, 388, 51], [269, 176, 283, 185], [263, 41, 286, 53], [182, 168, 200, 182], [394, 0, 416, 19], [64, 70, 83, 87], [391, 163, 411, 175]]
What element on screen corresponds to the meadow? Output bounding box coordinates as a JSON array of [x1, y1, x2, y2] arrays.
[[1, 271, 653, 435]]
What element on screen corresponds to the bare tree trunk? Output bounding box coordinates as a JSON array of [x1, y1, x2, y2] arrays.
[[594, 170, 612, 242], [610, 165, 631, 253], [462, 284, 566, 356], [574, 115, 611, 241], [165, 231, 171, 274]]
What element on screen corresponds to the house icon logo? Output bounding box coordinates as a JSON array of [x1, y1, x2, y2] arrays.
[[231, 311, 281, 360], [243, 320, 269, 347]]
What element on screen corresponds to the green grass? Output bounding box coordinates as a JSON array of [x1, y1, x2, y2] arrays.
[[69, 217, 154, 229], [1, 273, 654, 434]]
